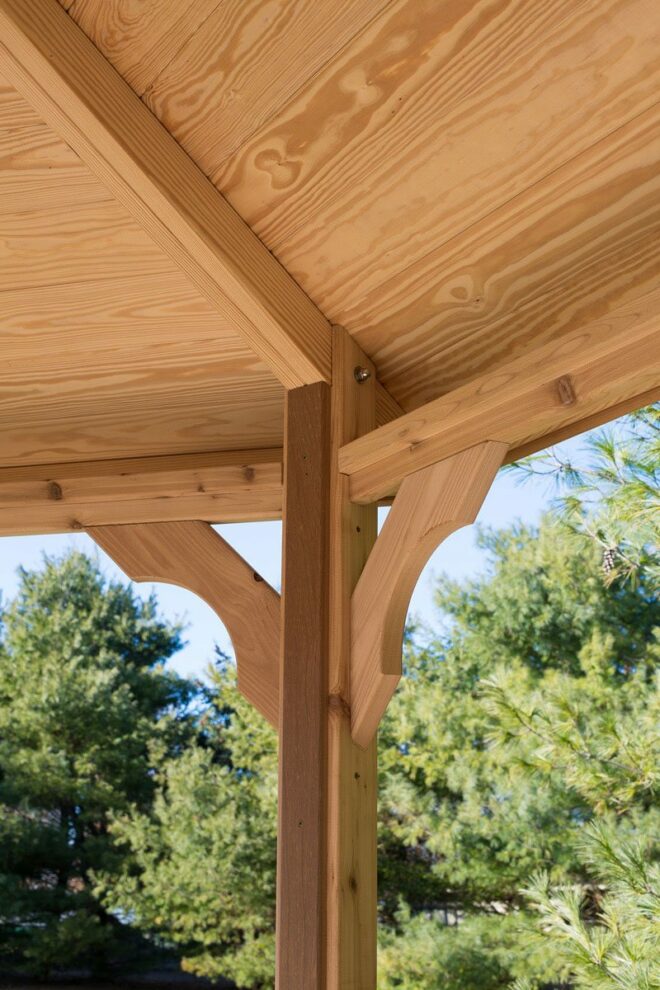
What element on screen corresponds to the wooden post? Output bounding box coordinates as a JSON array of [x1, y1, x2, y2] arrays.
[[277, 328, 378, 989], [277, 380, 331, 986]]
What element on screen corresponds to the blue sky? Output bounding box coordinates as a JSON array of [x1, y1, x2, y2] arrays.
[[0, 438, 584, 679]]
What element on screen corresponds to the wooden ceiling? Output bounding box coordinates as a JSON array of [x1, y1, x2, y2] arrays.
[[0, 69, 283, 465], [0, 0, 658, 469]]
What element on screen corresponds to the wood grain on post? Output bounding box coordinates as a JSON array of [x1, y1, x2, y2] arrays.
[[327, 329, 378, 988], [277, 382, 332, 986], [277, 328, 378, 988]]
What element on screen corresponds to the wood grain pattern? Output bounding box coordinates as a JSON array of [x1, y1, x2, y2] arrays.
[[222, 0, 658, 273], [509, 386, 660, 463], [0, 200, 175, 290], [0, 279, 402, 469], [0, 390, 284, 468], [339, 285, 660, 503], [326, 327, 377, 988], [277, 351, 379, 988], [216, 0, 660, 404], [0, 68, 287, 469], [0, 71, 41, 125], [0, 263, 288, 466], [0, 0, 331, 388], [63, 0, 223, 94], [376, 380, 404, 426], [0, 329, 275, 421], [0, 450, 282, 535], [347, 102, 660, 407], [0, 83, 111, 213], [0, 0, 655, 503], [351, 442, 506, 747], [143, 0, 391, 178], [90, 521, 280, 726], [278, 382, 331, 987], [0, 273, 236, 364]]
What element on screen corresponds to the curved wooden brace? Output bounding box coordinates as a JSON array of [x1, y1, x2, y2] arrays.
[[89, 520, 280, 728], [350, 441, 507, 747]]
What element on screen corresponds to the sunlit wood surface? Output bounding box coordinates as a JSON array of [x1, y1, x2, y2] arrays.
[[0, 0, 658, 468], [1, 4, 657, 985]]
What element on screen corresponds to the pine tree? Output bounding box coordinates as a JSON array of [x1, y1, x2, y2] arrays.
[[99, 654, 277, 988], [0, 551, 193, 976], [492, 405, 660, 990], [508, 404, 659, 590], [96, 409, 658, 989], [377, 515, 658, 989], [104, 513, 657, 989], [512, 822, 659, 990]]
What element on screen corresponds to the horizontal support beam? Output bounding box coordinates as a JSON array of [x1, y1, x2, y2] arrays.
[[0, 450, 282, 536], [0, 0, 330, 389], [507, 385, 660, 462], [90, 521, 280, 726], [339, 286, 660, 503]]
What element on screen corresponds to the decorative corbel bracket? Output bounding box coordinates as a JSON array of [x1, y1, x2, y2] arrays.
[[89, 520, 280, 728], [350, 441, 508, 747]]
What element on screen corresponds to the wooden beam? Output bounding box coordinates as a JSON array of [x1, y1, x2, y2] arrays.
[[351, 442, 506, 748], [277, 329, 378, 988], [89, 521, 280, 728], [327, 329, 378, 987], [507, 386, 660, 463], [339, 286, 660, 503], [0, 0, 330, 389], [278, 382, 331, 986], [0, 450, 283, 536]]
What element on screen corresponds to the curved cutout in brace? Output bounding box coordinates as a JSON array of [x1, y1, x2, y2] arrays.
[[350, 441, 507, 747], [89, 520, 280, 728]]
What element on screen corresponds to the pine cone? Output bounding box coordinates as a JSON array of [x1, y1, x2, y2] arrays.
[[602, 546, 618, 574]]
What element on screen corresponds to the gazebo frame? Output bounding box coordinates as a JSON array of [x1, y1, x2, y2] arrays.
[[0, 1, 658, 986]]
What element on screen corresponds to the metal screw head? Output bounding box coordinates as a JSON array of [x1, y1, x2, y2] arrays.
[[354, 366, 371, 383]]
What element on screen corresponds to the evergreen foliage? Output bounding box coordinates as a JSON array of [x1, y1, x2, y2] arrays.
[[98, 656, 277, 987], [0, 551, 191, 976], [0, 408, 656, 988], [377, 518, 658, 989], [512, 822, 659, 990], [509, 404, 659, 590], [107, 511, 657, 987]]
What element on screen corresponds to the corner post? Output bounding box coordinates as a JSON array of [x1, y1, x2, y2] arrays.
[[277, 328, 378, 989]]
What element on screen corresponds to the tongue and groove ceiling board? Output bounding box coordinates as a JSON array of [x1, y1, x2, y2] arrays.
[[0, 77, 111, 214], [59, 0, 660, 411], [0, 0, 659, 473], [0, 72, 284, 467]]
